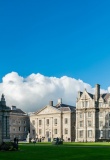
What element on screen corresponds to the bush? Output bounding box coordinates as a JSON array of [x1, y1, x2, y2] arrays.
[[0, 142, 18, 151]]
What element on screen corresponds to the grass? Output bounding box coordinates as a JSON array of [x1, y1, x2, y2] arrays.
[[1, 142, 110, 160]]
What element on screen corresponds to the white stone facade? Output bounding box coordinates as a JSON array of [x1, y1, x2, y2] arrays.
[[30, 100, 76, 142]]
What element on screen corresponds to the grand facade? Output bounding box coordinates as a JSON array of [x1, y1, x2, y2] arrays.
[[30, 99, 76, 142], [76, 84, 110, 142], [1, 83, 110, 143]]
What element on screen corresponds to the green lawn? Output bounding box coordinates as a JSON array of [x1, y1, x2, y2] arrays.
[[1, 142, 110, 160]]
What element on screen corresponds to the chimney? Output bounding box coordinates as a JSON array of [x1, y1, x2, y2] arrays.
[[95, 84, 100, 101], [49, 101, 53, 106], [58, 98, 62, 104], [11, 106, 16, 110], [78, 91, 82, 99]]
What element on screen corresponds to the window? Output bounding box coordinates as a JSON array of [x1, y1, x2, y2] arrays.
[[32, 120, 35, 125], [88, 130, 92, 137], [24, 121, 26, 124], [99, 112, 103, 117], [80, 113, 83, 118], [54, 129, 57, 134], [109, 101, 110, 107], [65, 129, 68, 134], [39, 129, 42, 135], [99, 102, 103, 107], [13, 128, 16, 132], [88, 112, 91, 117], [80, 121, 83, 127], [18, 121, 21, 124], [100, 130, 103, 138], [85, 101, 89, 107], [109, 120, 110, 127], [24, 127, 26, 131], [99, 121, 103, 127], [19, 127, 21, 131], [82, 102, 84, 107], [39, 120, 42, 126], [88, 121, 92, 127], [54, 119, 57, 125], [65, 118, 68, 124], [82, 101, 89, 107], [108, 130, 110, 138], [46, 119, 49, 125], [79, 130, 83, 138]]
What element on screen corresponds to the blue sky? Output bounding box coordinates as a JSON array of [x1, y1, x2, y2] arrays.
[[0, 0, 110, 89]]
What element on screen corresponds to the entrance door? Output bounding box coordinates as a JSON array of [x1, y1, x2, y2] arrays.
[[46, 131, 49, 138]]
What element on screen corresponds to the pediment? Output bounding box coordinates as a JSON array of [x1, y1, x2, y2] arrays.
[[99, 97, 104, 102], [36, 106, 61, 115], [80, 90, 92, 100]]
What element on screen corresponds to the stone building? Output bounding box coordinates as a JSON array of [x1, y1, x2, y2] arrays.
[[76, 84, 110, 142], [30, 99, 76, 142], [9, 106, 30, 141], [0, 94, 10, 144]]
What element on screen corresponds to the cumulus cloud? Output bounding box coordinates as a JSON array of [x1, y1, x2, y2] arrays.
[[0, 72, 108, 113]]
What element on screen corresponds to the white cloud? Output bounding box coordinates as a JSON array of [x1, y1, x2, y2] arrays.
[[0, 72, 108, 112]]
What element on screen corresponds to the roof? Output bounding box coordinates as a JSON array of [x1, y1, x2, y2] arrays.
[[55, 103, 75, 112], [101, 93, 110, 102], [88, 92, 94, 99], [10, 108, 26, 114]]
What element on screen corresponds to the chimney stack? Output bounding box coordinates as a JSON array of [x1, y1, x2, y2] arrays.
[[78, 91, 82, 99], [95, 84, 100, 101], [11, 106, 16, 110], [49, 101, 53, 106], [58, 98, 62, 104]]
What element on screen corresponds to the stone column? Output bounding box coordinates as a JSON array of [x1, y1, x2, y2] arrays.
[[70, 113, 71, 142], [36, 118, 38, 138], [84, 111, 87, 142], [60, 113, 63, 139], [51, 117, 53, 140], [44, 118, 45, 138], [75, 111, 78, 142], [93, 111, 95, 141]]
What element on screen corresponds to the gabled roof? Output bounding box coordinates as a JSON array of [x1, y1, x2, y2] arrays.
[[88, 92, 94, 99], [79, 89, 94, 100], [101, 93, 110, 102]]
